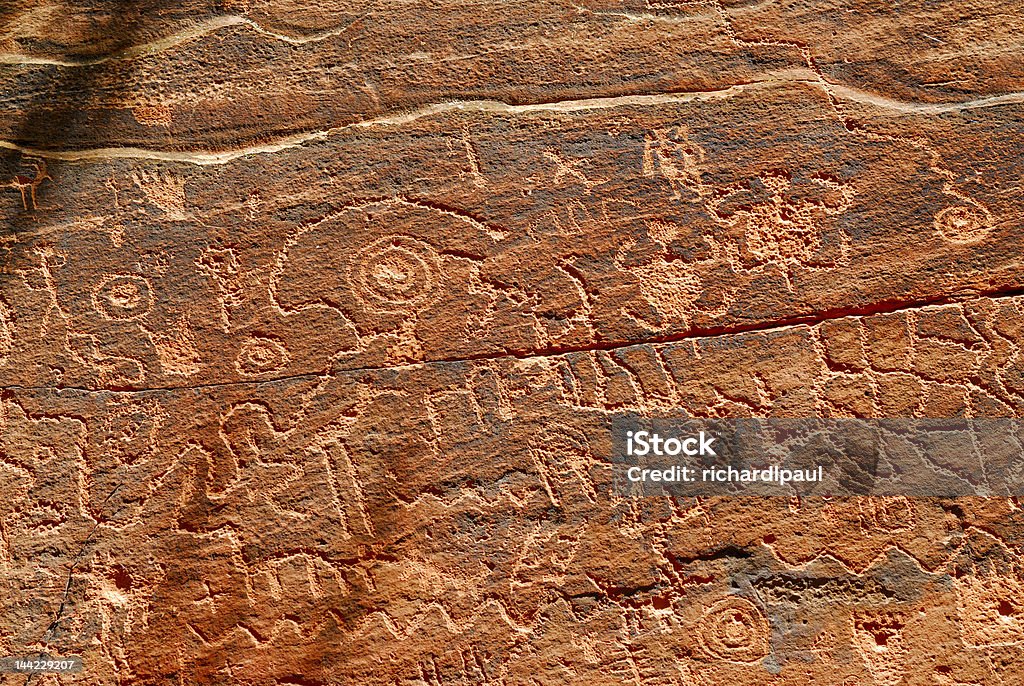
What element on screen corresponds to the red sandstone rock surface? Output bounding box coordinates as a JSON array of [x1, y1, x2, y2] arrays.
[[1, 1, 1024, 684]]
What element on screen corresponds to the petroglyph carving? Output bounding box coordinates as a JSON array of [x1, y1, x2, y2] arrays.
[[857, 496, 915, 532], [384, 318, 426, 363], [68, 333, 146, 386], [644, 126, 855, 272], [0, 300, 12, 367], [196, 247, 245, 330], [956, 570, 1024, 647], [17, 246, 69, 335], [131, 169, 188, 220], [350, 235, 441, 314], [512, 523, 586, 583], [935, 204, 992, 243], [643, 126, 707, 201], [248, 552, 349, 607], [272, 199, 491, 348], [543, 150, 602, 192], [307, 429, 375, 539], [92, 275, 154, 321], [852, 611, 908, 686], [720, 171, 855, 269], [2, 159, 51, 210], [196, 246, 240, 282], [148, 317, 201, 376], [97, 397, 164, 467], [629, 257, 702, 323], [697, 596, 770, 663], [235, 336, 290, 377], [529, 423, 597, 507], [461, 127, 487, 188]]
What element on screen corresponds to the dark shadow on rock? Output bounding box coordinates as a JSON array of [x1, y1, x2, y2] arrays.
[[0, 1, 217, 226]]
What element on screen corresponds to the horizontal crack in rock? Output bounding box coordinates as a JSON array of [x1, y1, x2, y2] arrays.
[[4, 286, 1023, 396]]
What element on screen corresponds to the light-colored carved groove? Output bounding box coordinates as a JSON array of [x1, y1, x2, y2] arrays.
[[0, 14, 367, 67], [826, 82, 1024, 115], [0, 71, 1021, 165]]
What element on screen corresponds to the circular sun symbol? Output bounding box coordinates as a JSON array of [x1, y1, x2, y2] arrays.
[[93, 275, 153, 320], [350, 236, 441, 313]]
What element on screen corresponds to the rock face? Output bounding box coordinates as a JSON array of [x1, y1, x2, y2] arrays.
[[1, 1, 1024, 684]]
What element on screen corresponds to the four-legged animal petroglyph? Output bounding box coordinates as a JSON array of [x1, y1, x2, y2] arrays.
[[3, 159, 51, 210]]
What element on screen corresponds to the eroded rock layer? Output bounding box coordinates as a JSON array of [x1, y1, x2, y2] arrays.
[[1, 0, 1023, 684]]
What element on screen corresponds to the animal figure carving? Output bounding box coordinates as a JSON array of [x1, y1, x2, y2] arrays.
[[3, 160, 51, 210]]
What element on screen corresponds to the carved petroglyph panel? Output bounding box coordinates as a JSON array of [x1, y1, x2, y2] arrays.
[[0, 81, 1021, 390], [0, 1, 1023, 682]]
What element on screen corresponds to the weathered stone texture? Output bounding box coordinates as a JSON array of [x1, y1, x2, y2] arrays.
[[1, 0, 1023, 684]]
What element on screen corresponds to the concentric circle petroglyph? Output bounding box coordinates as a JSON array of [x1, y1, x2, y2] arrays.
[[349, 235, 441, 313], [698, 597, 771, 663], [92, 275, 154, 320], [935, 205, 992, 243], [236, 336, 290, 376]]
